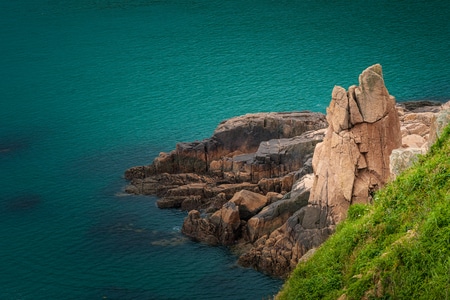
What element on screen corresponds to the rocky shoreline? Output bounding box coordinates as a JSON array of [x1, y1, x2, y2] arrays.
[[124, 64, 450, 278]]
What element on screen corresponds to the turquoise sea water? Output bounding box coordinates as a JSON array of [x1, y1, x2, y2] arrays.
[[1, 1, 449, 299]]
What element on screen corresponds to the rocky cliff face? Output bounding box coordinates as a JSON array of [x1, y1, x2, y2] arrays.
[[125, 112, 327, 179], [239, 64, 403, 276], [124, 112, 327, 211], [309, 64, 402, 224], [124, 64, 449, 278]]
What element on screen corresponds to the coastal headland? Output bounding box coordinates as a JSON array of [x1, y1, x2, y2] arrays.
[[124, 64, 450, 278]]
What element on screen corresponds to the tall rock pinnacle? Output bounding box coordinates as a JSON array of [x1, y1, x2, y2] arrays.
[[309, 64, 402, 225]]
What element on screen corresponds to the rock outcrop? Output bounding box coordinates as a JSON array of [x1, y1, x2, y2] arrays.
[[390, 100, 450, 178], [428, 101, 450, 146], [124, 63, 449, 279], [125, 112, 327, 179], [125, 112, 327, 212], [182, 190, 266, 246], [309, 64, 402, 224], [124, 110, 328, 259], [245, 174, 314, 243], [239, 64, 403, 277]]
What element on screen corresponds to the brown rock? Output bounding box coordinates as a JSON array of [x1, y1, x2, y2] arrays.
[[230, 190, 268, 220], [246, 174, 313, 243], [265, 192, 283, 205], [239, 205, 332, 278], [214, 128, 325, 185], [390, 100, 450, 180], [402, 134, 426, 148], [238, 64, 403, 278], [353, 64, 394, 123], [429, 101, 450, 146], [183, 201, 242, 246], [182, 210, 219, 245], [152, 180, 259, 210], [309, 64, 401, 224], [126, 112, 327, 179]]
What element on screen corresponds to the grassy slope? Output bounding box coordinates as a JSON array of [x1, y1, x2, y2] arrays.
[[277, 124, 450, 300]]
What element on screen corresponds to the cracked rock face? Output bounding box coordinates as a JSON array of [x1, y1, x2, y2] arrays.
[[237, 64, 403, 278], [309, 64, 402, 225]]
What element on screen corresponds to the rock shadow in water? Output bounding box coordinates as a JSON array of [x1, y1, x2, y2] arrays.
[[0, 134, 33, 158], [4, 194, 42, 213]]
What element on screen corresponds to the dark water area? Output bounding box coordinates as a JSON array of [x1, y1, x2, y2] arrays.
[[4, 194, 42, 213]]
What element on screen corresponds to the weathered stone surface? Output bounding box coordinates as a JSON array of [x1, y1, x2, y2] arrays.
[[182, 210, 219, 245], [209, 201, 242, 245], [238, 64, 403, 278], [390, 100, 450, 179], [400, 100, 445, 113], [396, 100, 446, 151], [125, 173, 215, 196], [230, 190, 268, 220], [157, 182, 260, 210], [239, 205, 332, 278], [402, 134, 426, 148], [182, 200, 242, 246], [126, 112, 327, 178], [246, 174, 313, 243], [125, 126, 325, 214], [124, 112, 327, 213], [257, 174, 294, 195], [124, 64, 448, 279], [310, 64, 401, 225], [209, 128, 325, 185], [265, 192, 283, 205], [429, 101, 450, 146], [213, 112, 327, 155], [353, 64, 394, 123], [389, 148, 425, 179]]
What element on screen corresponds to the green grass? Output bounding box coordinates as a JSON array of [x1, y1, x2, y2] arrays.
[[277, 124, 450, 300]]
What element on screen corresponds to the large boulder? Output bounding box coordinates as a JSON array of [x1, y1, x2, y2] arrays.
[[182, 200, 243, 246], [389, 148, 425, 179], [209, 201, 242, 245], [230, 190, 268, 220], [181, 210, 219, 245]]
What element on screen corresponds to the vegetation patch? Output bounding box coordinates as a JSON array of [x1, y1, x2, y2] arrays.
[[277, 124, 450, 299]]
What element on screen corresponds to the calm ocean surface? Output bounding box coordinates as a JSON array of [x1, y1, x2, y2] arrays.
[[1, 1, 449, 299]]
